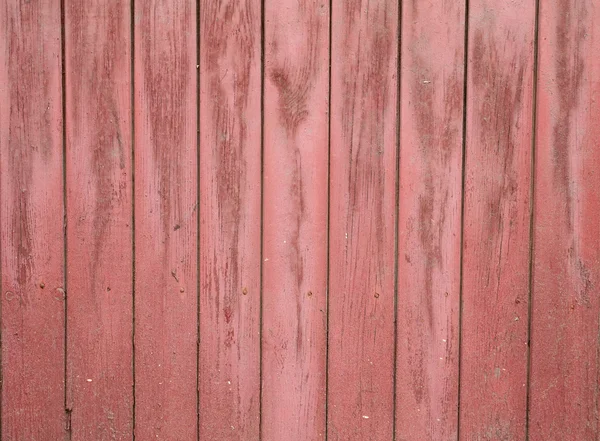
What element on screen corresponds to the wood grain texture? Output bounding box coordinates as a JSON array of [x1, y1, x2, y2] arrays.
[[529, 1, 600, 439], [0, 1, 66, 439], [328, 1, 398, 439], [133, 1, 198, 439], [262, 0, 329, 439], [395, 1, 464, 440], [459, 1, 536, 439], [199, 0, 261, 439], [64, 0, 133, 438]]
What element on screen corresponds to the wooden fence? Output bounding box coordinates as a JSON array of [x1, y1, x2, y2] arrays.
[[1, 0, 599, 440]]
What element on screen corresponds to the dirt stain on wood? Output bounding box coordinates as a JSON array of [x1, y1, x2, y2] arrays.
[[552, 0, 586, 231]]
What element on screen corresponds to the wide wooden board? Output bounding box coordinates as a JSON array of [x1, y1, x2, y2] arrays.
[[133, 1, 198, 439], [328, 1, 398, 439], [262, 0, 330, 439], [396, 1, 465, 439], [0, 1, 66, 438], [529, 1, 600, 439], [65, 0, 133, 438], [460, 1, 536, 439], [199, 0, 262, 439]]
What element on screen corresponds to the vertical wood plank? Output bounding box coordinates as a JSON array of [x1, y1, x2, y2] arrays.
[[199, 0, 261, 439], [0, 1, 66, 439], [460, 0, 536, 439], [262, 0, 329, 439], [396, 1, 465, 439], [529, 2, 600, 439], [134, 1, 198, 439], [64, 0, 133, 438], [328, 1, 398, 439]]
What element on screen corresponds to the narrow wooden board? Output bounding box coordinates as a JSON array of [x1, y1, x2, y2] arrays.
[[328, 1, 398, 439], [64, 0, 133, 438], [262, 0, 329, 439], [395, 1, 465, 439], [133, 1, 198, 439], [529, 1, 600, 439], [0, 1, 66, 439], [199, 0, 261, 439], [459, 1, 536, 439]]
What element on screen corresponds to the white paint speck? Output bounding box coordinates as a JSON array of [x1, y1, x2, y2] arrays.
[[362, 415, 369, 419]]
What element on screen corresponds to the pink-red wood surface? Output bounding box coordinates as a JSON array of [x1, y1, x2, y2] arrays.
[[460, 1, 536, 439], [3, 1, 600, 440], [199, 0, 262, 439], [328, 1, 398, 439], [0, 1, 65, 439], [396, 1, 465, 440], [64, 0, 133, 439], [262, 0, 329, 440], [529, 1, 600, 439], [134, 1, 198, 440]]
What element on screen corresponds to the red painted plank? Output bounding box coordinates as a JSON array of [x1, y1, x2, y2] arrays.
[[199, 1, 261, 439], [64, 0, 133, 438], [133, 1, 198, 439], [328, 1, 398, 439], [395, 1, 465, 439], [529, 2, 600, 439], [0, 1, 66, 439], [262, 1, 329, 439], [459, 1, 536, 439]]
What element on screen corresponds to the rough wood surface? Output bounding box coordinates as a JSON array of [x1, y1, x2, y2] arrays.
[[133, 1, 198, 439], [261, 0, 329, 439], [0, 1, 66, 439], [459, 1, 536, 439], [199, 0, 261, 439], [529, 1, 600, 439], [395, 1, 465, 439], [64, 0, 133, 438], [328, 1, 398, 439]]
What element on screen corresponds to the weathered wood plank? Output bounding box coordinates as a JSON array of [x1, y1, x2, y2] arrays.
[[199, 0, 261, 439], [396, 1, 465, 439], [459, 1, 536, 439], [262, 0, 329, 439], [133, 1, 198, 439], [0, 1, 66, 439], [529, 1, 600, 439], [328, 1, 398, 439], [64, 0, 133, 438]]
